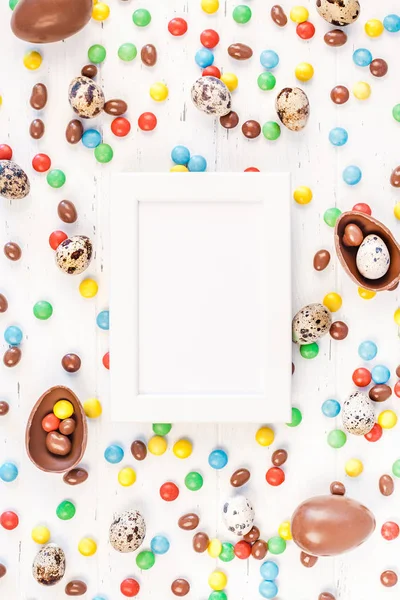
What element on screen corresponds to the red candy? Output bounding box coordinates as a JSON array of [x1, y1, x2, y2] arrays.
[[1, 511, 19, 530], [160, 481, 179, 501], [234, 540, 252, 559], [352, 368, 372, 387], [352, 203, 372, 215], [111, 117, 131, 137], [266, 467, 285, 486], [244, 167, 260, 172], [138, 112, 157, 132], [296, 21, 315, 39], [381, 521, 400, 541], [364, 423, 382, 442], [0, 144, 13, 160], [42, 413, 61, 432], [168, 17, 188, 37], [202, 66, 221, 78], [32, 153, 51, 172], [394, 380, 400, 398], [200, 29, 220, 49], [103, 351, 110, 370], [49, 230, 68, 250], [120, 578, 140, 597]]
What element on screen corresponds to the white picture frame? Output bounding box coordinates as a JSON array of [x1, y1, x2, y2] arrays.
[[110, 173, 291, 422]]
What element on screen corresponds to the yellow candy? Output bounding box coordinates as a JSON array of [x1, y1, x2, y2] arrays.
[[53, 400, 74, 420], [345, 458, 363, 478], [170, 165, 188, 172], [255, 426, 275, 447], [220, 73, 238, 92], [83, 398, 102, 418], [201, 0, 219, 14], [0, 96, 2, 107], [23, 51, 42, 70], [358, 287, 376, 300], [323, 292, 342, 313], [173, 439, 192, 459], [208, 570, 227, 591], [394, 308, 400, 325], [353, 82, 371, 100], [295, 62, 314, 82], [293, 186, 312, 205], [365, 19, 384, 37], [32, 526, 50, 544], [290, 5, 309, 22], [150, 82, 168, 102], [378, 410, 398, 429], [118, 467, 137, 486], [278, 521, 292, 541], [78, 537, 97, 556], [148, 435, 167, 456], [394, 203, 400, 220], [79, 278, 98, 298], [207, 538, 222, 557], [92, 2, 110, 20]]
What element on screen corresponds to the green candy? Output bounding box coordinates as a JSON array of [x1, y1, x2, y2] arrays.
[[209, 592, 228, 600], [286, 407, 302, 427], [324, 207, 342, 227], [47, 169, 66, 189], [88, 44, 107, 64], [152, 423, 172, 435], [136, 550, 155, 570], [219, 542, 234, 562], [392, 459, 400, 477], [300, 342, 319, 359], [33, 301, 53, 320], [232, 4, 252, 23], [267, 535, 286, 554], [258, 72, 276, 91], [262, 121, 281, 141], [9, 0, 18, 9], [132, 8, 151, 27], [392, 104, 400, 123], [327, 429, 347, 449], [56, 500, 76, 520], [94, 143, 113, 163], [184, 471, 203, 491], [118, 43, 137, 62]]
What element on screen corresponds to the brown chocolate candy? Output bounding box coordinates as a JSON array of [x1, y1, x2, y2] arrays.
[[141, 44, 157, 66], [330, 85, 349, 105], [63, 467, 88, 485], [369, 384, 391, 402], [270, 5, 287, 26], [329, 321, 348, 341], [272, 449, 288, 467], [29, 118, 45, 139], [220, 111, 239, 129], [193, 532, 209, 552], [230, 468, 250, 487], [324, 29, 347, 46], [171, 579, 190, 596], [381, 570, 398, 587], [131, 440, 147, 461], [390, 166, 400, 188], [330, 481, 345, 496], [251, 539, 268, 559], [292, 362, 295, 375], [81, 64, 98, 79], [178, 513, 199, 531], [62, 353, 81, 373], [319, 593, 335, 600], [0, 293, 8, 313], [59, 418, 76, 435], [0, 564, 6, 578], [4, 347, 21, 367], [104, 99, 128, 116], [313, 249, 330, 271], [30, 83, 48, 110], [300, 551, 318, 568], [46, 431, 72, 456], [396, 365, 400, 378], [58, 200, 78, 224], [4, 242, 22, 261], [243, 525, 260, 543], [228, 43, 253, 60], [242, 120, 261, 139], [65, 580, 88, 596], [342, 223, 363, 247], [66, 119, 83, 144], [0, 401, 10, 416], [370, 58, 388, 78], [379, 474, 394, 497]]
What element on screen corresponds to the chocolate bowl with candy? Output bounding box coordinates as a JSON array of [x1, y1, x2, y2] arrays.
[[26, 386, 87, 473]]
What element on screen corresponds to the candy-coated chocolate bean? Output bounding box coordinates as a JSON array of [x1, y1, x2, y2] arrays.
[[251, 539, 268, 559], [271, 4, 287, 26], [58, 200, 77, 224], [313, 249, 330, 271], [0, 401, 9, 416], [65, 120, 83, 144], [178, 513, 199, 530], [104, 99, 128, 116], [370, 59, 388, 78], [342, 223, 363, 247], [131, 440, 147, 460], [329, 321, 348, 341], [42, 413, 60, 432], [46, 431, 72, 456], [62, 353, 81, 373], [29, 119, 45, 139], [3, 347, 21, 367], [141, 44, 157, 66], [242, 120, 261, 139], [272, 449, 288, 466], [193, 532, 209, 552], [381, 571, 398, 587], [330, 85, 349, 104], [369, 385, 392, 402], [300, 551, 318, 567], [230, 468, 250, 487], [30, 83, 47, 109], [330, 481, 345, 496], [379, 474, 394, 496], [220, 111, 239, 129], [390, 166, 400, 188], [65, 580, 87, 596], [0, 294, 8, 313], [171, 579, 190, 596], [63, 468, 88, 485], [243, 525, 259, 542], [59, 418, 76, 435], [0, 564, 6, 578], [81, 64, 98, 78], [319, 594, 336, 600], [228, 43, 253, 60], [324, 29, 347, 46], [4, 242, 21, 261]]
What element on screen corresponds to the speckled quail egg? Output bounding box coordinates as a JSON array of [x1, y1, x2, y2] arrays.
[[109, 509, 146, 553], [32, 544, 66, 586], [342, 391, 375, 436], [55, 235, 93, 275], [223, 495, 255, 537], [276, 88, 310, 132], [292, 303, 332, 345], [191, 76, 232, 116], [68, 76, 105, 118], [0, 160, 30, 199], [316, 0, 360, 26], [356, 234, 390, 280]]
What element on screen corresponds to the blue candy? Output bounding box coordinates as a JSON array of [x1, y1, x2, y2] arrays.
[[383, 14, 400, 32], [371, 365, 390, 385], [358, 340, 377, 361], [0, 462, 18, 482], [195, 48, 214, 68], [97, 310, 109, 330], [208, 449, 228, 469], [171, 145, 191, 165], [82, 129, 102, 148], [329, 127, 348, 147], [260, 50, 279, 70], [151, 535, 170, 554], [104, 444, 124, 464], [260, 560, 279, 580], [188, 155, 207, 172], [352, 48, 373, 67], [342, 165, 362, 186], [322, 399, 341, 418], [259, 580, 278, 599], [4, 325, 23, 346]]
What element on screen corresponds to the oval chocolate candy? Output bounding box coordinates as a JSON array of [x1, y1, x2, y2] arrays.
[[228, 43, 253, 60], [131, 440, 147, 461], [178, 513, 199, 531], [46, 431, 72, 456], [59, 418, 76, 435], [141, 44, 157, 66], [230, 468, 250, 487], [81, 64, 98, 79], [220, 110, 239, 129], [63, 467, 88, 485], [65, 580, 87, 596], [29, 119, 45, 139], [270, 5, 287, 26], [3, 347, 21, 367], [369, 384, 392, 402], [379, 474, 394, 497], [329, 321, 348, 341], [300, 551, 318, 568], [330, 481, 346, 496], [324, 29, 347, 47], [65, 119, 83, 144], [58, 200, 77, 224], [251, 539, 268, 559], [192, 531, 209, 552], [0, 401, 9, 416], [0, 294, 8, 313], [313, 249, 330, 271], [30, 83, 48, 110], [171, 579, 190, 597], [104, 99, 128, 116], [243, 525, 259, 542], [242, 120, 261, 139], [272, 449, 288, 466], [4, 242, 21, 261], [61, 353, 81, 373]]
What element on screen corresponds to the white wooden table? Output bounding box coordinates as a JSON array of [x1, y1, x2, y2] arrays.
[[1, 1, 400, 598]]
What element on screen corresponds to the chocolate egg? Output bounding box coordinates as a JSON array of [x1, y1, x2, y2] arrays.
[[131, 440, 147, 460], [193, 532, 209, 552], [243, 525, 260, 542], [342, 391, 375, 436], [63, 467, 88, 485], [292, 303, 332, 345], [178, 513, 199, 531], [46, 431, 72, 456], [32, 544, 66, 585], [291, 495, 375, 556], [324, 29, 347, 46], [369, 384, 391, 402], [276, 87, 309, 132], [342, 223, 363, 247], [230, 468, 251, 487], [379, 474, 394, 497], [65, 119, 83, 144], [223, 495, 254, 537], [26, 386, 87, 473], [313, 249, 330, 271], [0, 294, 8, 313], [252, 539, 268, 559], [271, 5, 287, 26], [65, 580, 87, 596], [109, 509, 146, 553], [228, 43, 253, 60], [104, 99, 128, 116], [330, 481, 345, 496], [272, 449, 288, 466], [55, 235, 93, 275], [316, 0, 360, 26], [81, 64, 98, 79], [300, 551, 318, 568], [4, 242, 22, 261], [191, 76, 231, 116], [3, 347, 21, 367], [59, 418, 76, 435], [141, 44, 157, 66], [68, 76, 105, 119], [58, 200, 77, 224], [0, 160, 30, 199], [30, 83, 48, 109], [29, 119, 45, 139]]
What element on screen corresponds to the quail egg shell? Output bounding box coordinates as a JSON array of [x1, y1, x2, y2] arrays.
[[191, 76, 232, 116], [292, 303, 332, 345], [0, 160, 30, 199], [316, 0, 360, 26], [276, 87, 310, 132], [342, 391, 375, 436], [55, 235, 93, 275], [32, 544, 66, 586], [109, 509, 146, 553], [223, 495, 255, 537], [356, 234, 390, 280], [68, 76, 105, 118]]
